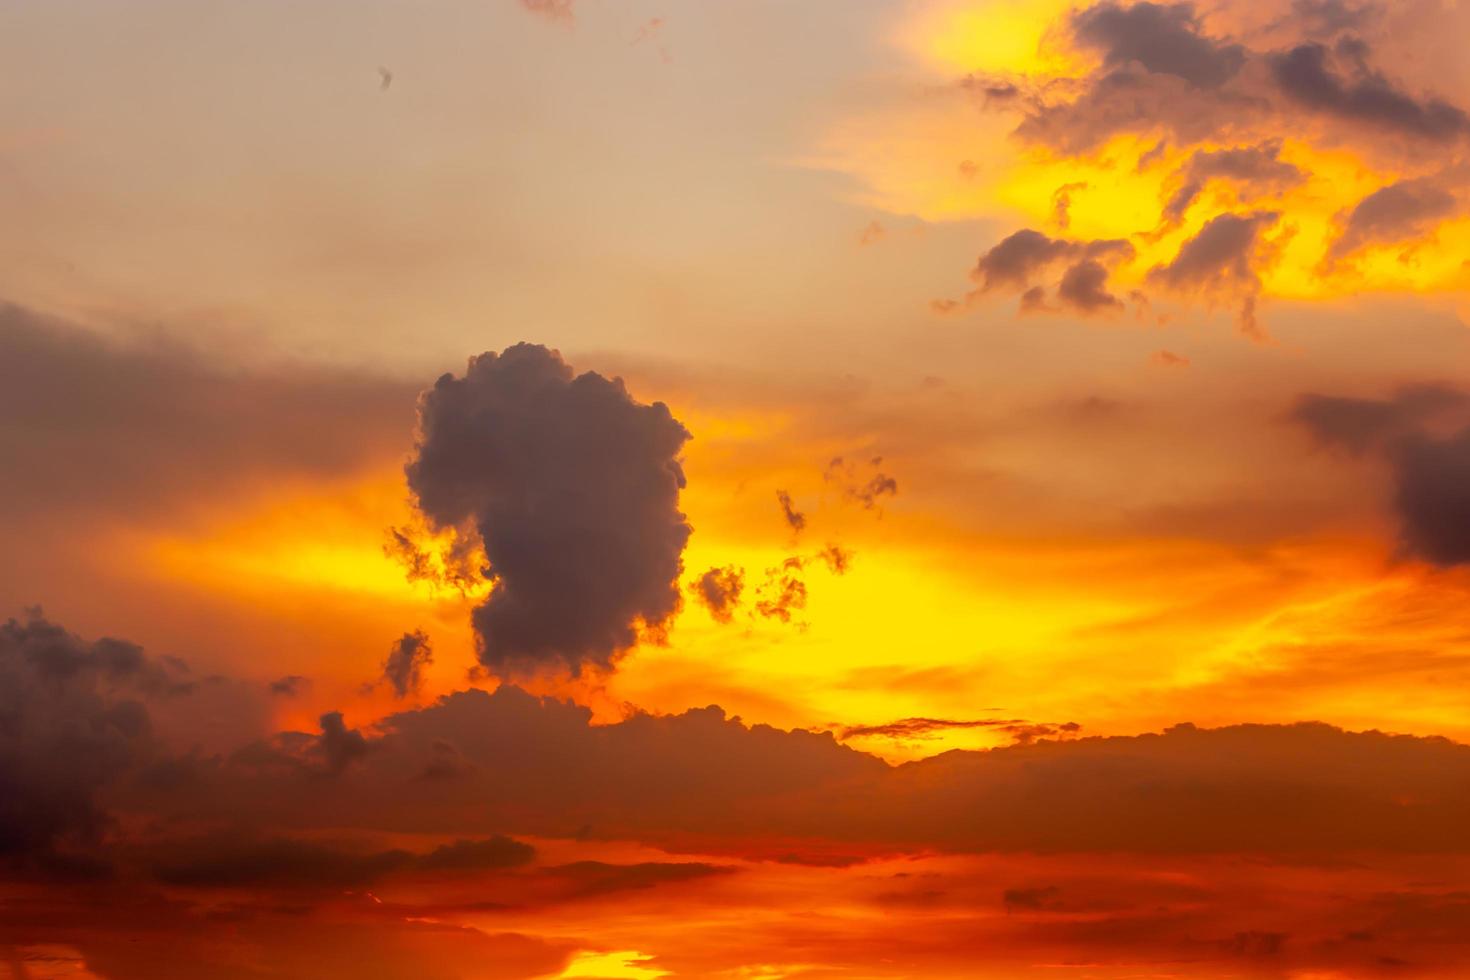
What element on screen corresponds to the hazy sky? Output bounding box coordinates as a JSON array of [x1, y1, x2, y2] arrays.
[[5, 1, 1470, 977]]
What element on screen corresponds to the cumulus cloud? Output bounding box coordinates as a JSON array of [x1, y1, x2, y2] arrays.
[[1071, 1, 1246, 89], [382, 630, 433, 699], [405, 343, 692, 677], [317, 711, 371, 775], [963, 230, 1135, 317], [1328, 176, 1459, 260], [693, 566, 744, 624], [1161, 141, 1305, 227], [1147, 211, 1280, 337], [1269, 40, 1470, 141], [952, 0, 1470, 332]]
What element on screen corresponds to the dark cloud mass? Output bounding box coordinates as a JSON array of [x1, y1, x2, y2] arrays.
[[970, 230, 1135, 316], [133, 682, 1470, 857], [1330, 177, 1459, 259], [1162, 141, 1304, 226], [1393, 429, 1470, 566], [1071, 1, 1246, 89], [406, 344, 692, 677], [1147, 210, 1279, 336], [0, 612, 182, 864], [1270, 41, 1470, 141], [0, 304, 417, 520], [1292, 385, 1470, 565]]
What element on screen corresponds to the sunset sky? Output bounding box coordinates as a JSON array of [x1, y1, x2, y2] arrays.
[[4, 1, 1470, 977]]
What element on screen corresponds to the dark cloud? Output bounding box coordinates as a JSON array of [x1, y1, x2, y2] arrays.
[[383, 526, 482, 596], [150, 834, 534, 888], [132, 682, 1470, 857], [1393, 428, 1470, 566], [1050, 181, 1088, 230], [1292, 385, 1470, 565], [1147, 211, 1280, 337], [536, 860, 734, 900], [838, 717, 1081, 745], [753, 559, 808, 624], [1071, 2, 1246, 89], [693, 566, 744, 624], [972, 229, 1134, 293], [1329, 177, 1459, 259], [1057, 259, 1125, 312], [382, 630, 433, 699], [969, 230, 1135, 317], [405, 343, 692, 677], [825, 456, 900, 510], [1269, 41, 1470, 140], [1002, 885, 1063, 911], [775, 489, 806, 535], [317, 711, 371, 775], [268, 675, 309, 697], [0, 304, 417, 521], [0, 611, 185, 865], [1161, 141, 1305, 226], [815, 544, 852, 575], [1290, 384, 1468, 455]]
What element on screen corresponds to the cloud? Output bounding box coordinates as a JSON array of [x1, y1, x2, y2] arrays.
[[966, 230, 1136, 317], [1057, 259, 1125, 312], [838, 717, 1081, 745], [1292, 384, 1470, 565], [317, 711, 371, 775], [1270, 40, 1470, 141], [753, 559, 808, 624], [0, 610, 189, 865], [149, 834, 535, 888], [1161, 141, 1305, 227], [972, 230, 1135, 294], [693, 566, 744, 624], [120, 674, 1470, 858], [1002, 885, 1063, 911], [0, 304, 417, 521], [1147, 211, 1280, 337], [382, 630, 433, 699], [1329, 176, 1459, 259], [1071, 1, 1246, 89], [825, 456, 900, 510], [268, 675, 309, 697], [1050, 182, 1088, 230], [405, 343, 692, 677], [1393, 428, 1470, 567], [775, 489, 806, 534], [1290, 384, 1468, 456]]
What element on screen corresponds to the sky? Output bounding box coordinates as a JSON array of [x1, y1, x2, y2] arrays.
[[4, 0, 1470, 976]]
